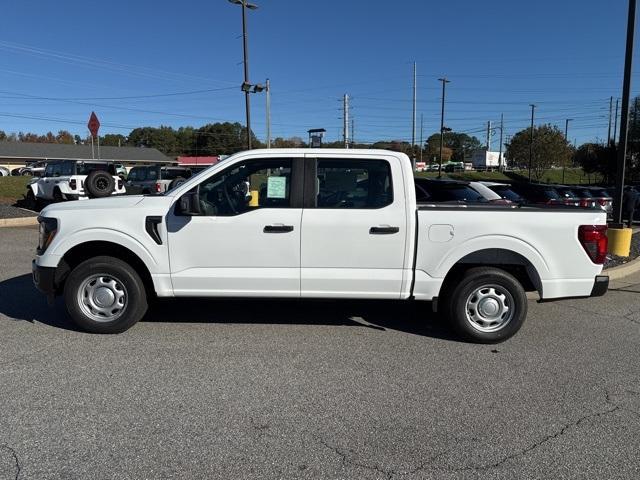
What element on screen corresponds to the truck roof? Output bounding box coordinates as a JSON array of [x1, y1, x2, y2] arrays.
[[233, 148, 408, 157]]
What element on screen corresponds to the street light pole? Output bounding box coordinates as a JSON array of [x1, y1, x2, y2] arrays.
[[563, 118, 573, 184], [266, 78, 271, 148], [229, 0, 258, 150], [438, 77, 450, 178], [528, 104, 536, 182], [613, 0, 637, 226]]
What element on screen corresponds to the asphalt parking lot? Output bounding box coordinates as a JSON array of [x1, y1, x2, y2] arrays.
[[1, 226, 639, 480]]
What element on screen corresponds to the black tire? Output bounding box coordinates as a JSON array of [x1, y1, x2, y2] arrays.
[[53, 188, 64, 202], [24, 189, 38, 210], [442, 267, 527, 343], [168, 177, 186, 191], [85, 170, 115, 198], [63, 256, 148, 334]]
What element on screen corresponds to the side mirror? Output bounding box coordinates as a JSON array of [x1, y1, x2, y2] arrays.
[[177, 191, 201, 216]]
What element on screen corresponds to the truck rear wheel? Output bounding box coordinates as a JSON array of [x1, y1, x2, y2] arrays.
[[443, 267, 527, 343], [63, 256, 148, 333]]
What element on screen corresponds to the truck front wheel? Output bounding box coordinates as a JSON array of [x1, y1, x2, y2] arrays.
[[63, 256, 148, 333], [443, 267, 527, 343]]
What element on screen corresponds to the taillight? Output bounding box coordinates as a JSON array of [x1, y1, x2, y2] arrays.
[[155, 182, 162, 193], [578, 225, 608, 264], [597, 199, 607, 206], [579, 199, 589, 208], [69, 179, 76, 190]]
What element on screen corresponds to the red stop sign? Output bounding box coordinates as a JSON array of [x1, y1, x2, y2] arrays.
[[87, 111, 100, 137]]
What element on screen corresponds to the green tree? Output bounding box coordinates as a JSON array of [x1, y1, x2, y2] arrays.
[[194, 122, 258, 156], [426, 132, 481, 162], [55, 130, 75, 144], [272, 136, 307, 148], [574, 143, 615, 183], [101, 134, 127, 147], [506, 124, 572, 181]]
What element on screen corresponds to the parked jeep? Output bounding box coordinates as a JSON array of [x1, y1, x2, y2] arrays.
[[24, 160, 125, 209]]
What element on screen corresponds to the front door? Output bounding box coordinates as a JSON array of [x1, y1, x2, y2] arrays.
[[300, 156, 408, 299], [167, 157, 303, 297]]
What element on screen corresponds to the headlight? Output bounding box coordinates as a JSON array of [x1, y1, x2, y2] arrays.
[[37, 217, 58, 255]]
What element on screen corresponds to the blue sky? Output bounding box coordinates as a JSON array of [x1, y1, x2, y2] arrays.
[[0, 0, 636, 148]]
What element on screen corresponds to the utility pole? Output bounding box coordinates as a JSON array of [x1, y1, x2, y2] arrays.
[[498, 114, 504, 171], [529, 104, 536, 182], [438, 77, 450, 178], [228, 0, 259, 150], [563, 118, 573, 184], [613, 0, 636, 227], [608, 96, 614, 145], [343, 94, 349, 148], [412, 62, 417, 170], [420, 113, 424, 163], [266, 78, 271, 148], [351, 118, 355, 147], [614, 97, 620, 144], [486, 121, 492, 150]]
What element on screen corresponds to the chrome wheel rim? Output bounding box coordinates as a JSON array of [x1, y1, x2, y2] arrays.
[[77, 274, 127, 322], [465, 284, 515, 333]]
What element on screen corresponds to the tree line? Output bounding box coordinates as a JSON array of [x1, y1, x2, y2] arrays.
[[3, 93, 640, 184]]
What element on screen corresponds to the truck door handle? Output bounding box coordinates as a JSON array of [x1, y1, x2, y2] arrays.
[[264, 224, 294, 233], [369, 226, 400, 235]]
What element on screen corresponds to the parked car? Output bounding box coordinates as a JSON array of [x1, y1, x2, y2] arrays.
[[33, 149, 609, 343], [25, 160, 125, 208], [468, 182, 512, 204], [15, 161, 47, 177], [126, 166, 192, 194], [114, 164, 127, 178], [508, 183, 566, 206], [552, 186, 581, 207], [414, 178, 490, 204], [481, 182, 526, 204], [0, 166, 10, 177], [586, 187, 613, 213]]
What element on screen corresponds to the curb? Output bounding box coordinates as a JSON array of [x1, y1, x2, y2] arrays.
[[605, 255, 640, 281], [0, 216, 38, 228]]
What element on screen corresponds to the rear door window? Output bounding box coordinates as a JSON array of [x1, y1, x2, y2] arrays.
[[316, 159, 393, 209]]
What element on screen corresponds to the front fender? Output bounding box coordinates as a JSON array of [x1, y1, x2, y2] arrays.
[[44, 227, 160, 273]]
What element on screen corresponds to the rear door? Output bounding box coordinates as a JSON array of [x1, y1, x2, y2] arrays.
[[300, 155, 408, 299]]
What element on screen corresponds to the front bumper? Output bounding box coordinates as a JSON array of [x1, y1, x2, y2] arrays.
[[590, 275, 609, 297], [32, 259, 57, 296]]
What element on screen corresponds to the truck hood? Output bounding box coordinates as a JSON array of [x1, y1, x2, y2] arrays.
[[41, 195, 146, 214]]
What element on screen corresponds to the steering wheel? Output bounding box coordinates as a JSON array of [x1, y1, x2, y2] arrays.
[[223, 182, 239, 214]]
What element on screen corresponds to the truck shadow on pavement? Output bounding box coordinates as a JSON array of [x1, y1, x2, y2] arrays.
[[0, 274, 457, 341], [0, 274, 75, 330]]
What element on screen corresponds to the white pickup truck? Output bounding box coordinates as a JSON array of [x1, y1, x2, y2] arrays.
[[32, 149, 609, 342]]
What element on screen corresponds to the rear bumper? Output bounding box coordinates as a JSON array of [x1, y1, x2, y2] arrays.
[[590, 275, 609, 297]]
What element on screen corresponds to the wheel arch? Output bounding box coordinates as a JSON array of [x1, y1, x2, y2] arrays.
[[55, 241, 156, 298], [440, 248, 543, 297]]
